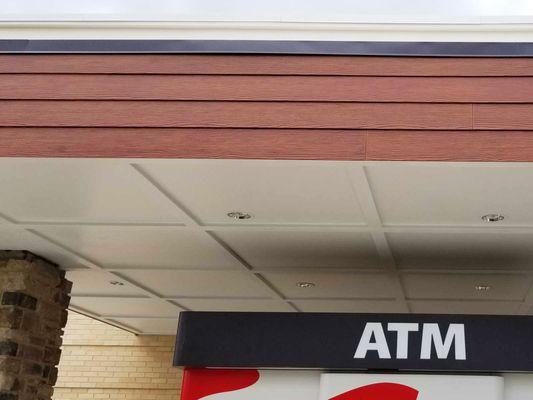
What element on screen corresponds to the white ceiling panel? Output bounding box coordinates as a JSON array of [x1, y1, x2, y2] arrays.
[[70, 297, 181, 317], [178, 298, 294, 312], [2, 158, 533, 334], [0, 225, 88, 268], [109, 317, 178, 335], [140, 160, 364, 225], [36, 226, 241, 269], [402, 273, 532, 301], [116, 269, 275, 298], [260, 271, 395, 299], [0, 159, 183, 223], [215, 231, 380, 269], [294, 299, 404, 313], [66, 270, 146, 297], [409, 300, 521, 315], [366, 164, 533, 226], [388, 232, 533, 270]]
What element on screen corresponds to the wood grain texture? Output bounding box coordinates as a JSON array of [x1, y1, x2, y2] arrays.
[[473, 104, 533, 130], [2, 55, 533, 76], [2, 54, 533, 161], [5, 128, 533, 161], [0, 101, 472, 129], [366, 130, 533, 161], [3, 74, 533, 102], [0, 128, 365, 159]]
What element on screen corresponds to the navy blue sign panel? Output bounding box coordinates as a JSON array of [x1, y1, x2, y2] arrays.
[[174, 312, 533, 372]]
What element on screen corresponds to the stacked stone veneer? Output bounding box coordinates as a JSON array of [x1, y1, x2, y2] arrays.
[[0, 251, 71, 400]]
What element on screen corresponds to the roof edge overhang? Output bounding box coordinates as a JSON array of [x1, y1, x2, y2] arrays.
[[3, 21, 533, 55], [3, 39, 533, 56]]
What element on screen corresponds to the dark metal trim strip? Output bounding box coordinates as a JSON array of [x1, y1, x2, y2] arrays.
[[2, 40, 533, 56]]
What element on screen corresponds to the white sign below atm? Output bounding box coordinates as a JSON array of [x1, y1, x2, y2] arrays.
[[319, 374, 503, 400], [180, 369, 504, 400]]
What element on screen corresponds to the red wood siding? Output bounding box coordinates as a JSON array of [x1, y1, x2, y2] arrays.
[[0, 55, 532, 161], [2, 75, 533, 103], [3, 55, 533, 76]]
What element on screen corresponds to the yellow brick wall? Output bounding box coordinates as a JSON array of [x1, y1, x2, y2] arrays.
[[52, 312, 182, 400]]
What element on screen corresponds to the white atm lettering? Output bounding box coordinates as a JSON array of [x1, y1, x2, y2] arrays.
[[420, 323, 466, 360], [387, 322, 419, 359], [353, 322, 391, 359], [354, 322, 466, 361]]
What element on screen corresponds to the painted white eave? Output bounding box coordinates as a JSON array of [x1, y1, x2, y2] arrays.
[[3, 21, 533, 42]]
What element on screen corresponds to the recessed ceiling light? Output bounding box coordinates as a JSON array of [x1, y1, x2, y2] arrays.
[[296, 282, 316, 288], [482, 214, 504, 223], [227, 211, 252, 220], [109, 281, 124, 286], [475, 285, 491, 291]]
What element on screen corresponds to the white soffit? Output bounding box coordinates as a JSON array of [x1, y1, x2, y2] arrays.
[[3, 0, 533, 41], [1, 158, 533, 334]]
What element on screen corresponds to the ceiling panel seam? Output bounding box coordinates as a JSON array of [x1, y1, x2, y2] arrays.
[[129, 162, 299, 311], [23, 227, 190, 311], [345, 165, 410, 312]]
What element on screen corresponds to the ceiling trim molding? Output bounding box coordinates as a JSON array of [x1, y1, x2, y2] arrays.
[[3, 21, 533, 42]]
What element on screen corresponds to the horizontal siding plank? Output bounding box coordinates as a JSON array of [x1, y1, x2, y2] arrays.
[[474, 104, 533, 130], [0, 128, 365, 159], [6, 128, 533, 161], [0, 101, 471, 129], [367, 130, 533, 161], [2, 55, 533, 76], [3, 75, 533, 103]]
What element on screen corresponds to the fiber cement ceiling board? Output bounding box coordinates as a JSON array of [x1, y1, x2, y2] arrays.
[[213, 231, 379, 269], [69, 297, 181, 318], [139, 160, 366, 225], [408, 300, 521, 315], [33, 225, 242, 270], [387, 232, 533, 270], [66, 270, 147, 297], [1, 159, 533, 333], [292, 299, 405, 313], [0, 159, 184, 224], [366, 164, 533, 227], [401, 273, 533, 301]]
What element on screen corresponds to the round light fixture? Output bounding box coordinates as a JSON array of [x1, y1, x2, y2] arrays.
[[475, 285, 491, 291], [296, 282, 316, 288], [109, 281, 124, 286], [227, 211, 252, 220], [482, 214, 504, 223]]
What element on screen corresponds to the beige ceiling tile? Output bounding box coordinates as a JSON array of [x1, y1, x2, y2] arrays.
[[0, 159, 183, 223], [215, 230, 380, 269], [178, 298, 294, 312], [116, 269, 275, 298], [36, 226, 240, 269], [70, 297, 181, 317], [140, 160, 364, 225], [388, 232, 533, 270], [66, 270, 146, 297], [366, 164, 533, 226], [409, 300, 521, 315], [0, 225, 88, 268], [261, 271, 395, 299], [293, 299, 404, 313], [402, 273, 532, 301]]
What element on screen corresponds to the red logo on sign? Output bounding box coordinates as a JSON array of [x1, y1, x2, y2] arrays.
[[330, 382, 419, 400], [180, 368, 260, 400]]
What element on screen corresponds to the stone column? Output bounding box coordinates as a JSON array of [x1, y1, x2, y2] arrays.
[[0, 251, 71, 400]]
